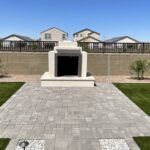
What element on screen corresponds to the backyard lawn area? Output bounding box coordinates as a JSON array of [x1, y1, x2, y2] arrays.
[[0, 138, 10, 150], [134, 137, 150, 150], [114, 83, 150, 116], [0, 82, 24, 106], [114, 83, 150, 150]]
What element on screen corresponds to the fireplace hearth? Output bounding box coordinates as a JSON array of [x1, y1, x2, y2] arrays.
[[41, 41, 95, 87]]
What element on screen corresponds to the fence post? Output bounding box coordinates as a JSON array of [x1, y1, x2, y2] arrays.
[[142, 43, 144, 53], [20, 41, 21, 52]]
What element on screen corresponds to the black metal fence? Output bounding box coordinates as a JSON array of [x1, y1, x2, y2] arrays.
[[0, 41, 150, 53], [78, 42, 150, 53], [0, 41, 58, 52]]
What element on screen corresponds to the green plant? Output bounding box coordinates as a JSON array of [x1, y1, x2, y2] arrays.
[[0, 82, 24, 106], [31, 43, 38, 50], [134, 137, 150, 150], [0, 138, 10, 150], [127, 44, 134, 49], [141, 60, 150, 79], [114, 83, 150, 116], [130, 59, 150, 80]]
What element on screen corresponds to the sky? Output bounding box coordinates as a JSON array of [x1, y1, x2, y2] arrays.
[[0, 0, 150, 41]]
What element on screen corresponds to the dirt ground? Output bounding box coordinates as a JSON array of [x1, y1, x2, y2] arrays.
[[1, 74, 150, 83]]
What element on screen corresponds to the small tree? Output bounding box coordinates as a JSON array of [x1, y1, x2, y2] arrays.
[[130, 59, 150, 80], [141, 60, 150, 79]]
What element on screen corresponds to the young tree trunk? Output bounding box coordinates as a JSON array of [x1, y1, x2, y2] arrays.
[[137, 71, 140, 80]]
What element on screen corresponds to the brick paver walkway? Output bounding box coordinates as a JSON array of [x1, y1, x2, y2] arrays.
[[0, 82, 150, 150]]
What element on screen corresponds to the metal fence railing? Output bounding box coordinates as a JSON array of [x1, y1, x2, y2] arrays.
[[78, 42, 150, 53], [0, 41, 58, 52], [0, 41, 150, 53]]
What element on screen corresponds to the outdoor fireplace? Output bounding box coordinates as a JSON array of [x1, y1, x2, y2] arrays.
[[41, 41, 95, 87], [56, 55, 80, 77]]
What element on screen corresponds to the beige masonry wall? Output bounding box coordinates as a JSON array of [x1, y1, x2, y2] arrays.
[[0, 52, 150, 75], [0, 52, 48, 75], [88, 53, 150, 75]]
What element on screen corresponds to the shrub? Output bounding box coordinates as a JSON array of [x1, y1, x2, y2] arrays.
[[130, 59, 150, 80]]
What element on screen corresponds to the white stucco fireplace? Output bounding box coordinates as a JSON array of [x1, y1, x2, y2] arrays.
[[41, 41, 95, 87]]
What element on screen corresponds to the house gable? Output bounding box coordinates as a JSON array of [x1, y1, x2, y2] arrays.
[[1, 34, 34, 41], [88, 32, 100, 40], [73, 29, 100, 42], [40, 27, 68, 41], [105, 36, 139, 43], [73, 28, 100, 36], [117, 37, 139, 43], [77, 36, 101, 42], [41, 27, 68, 35]]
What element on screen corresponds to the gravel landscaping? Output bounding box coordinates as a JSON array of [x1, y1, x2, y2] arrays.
[[99, 139, 130, 150], [15, 140, 45, 150]]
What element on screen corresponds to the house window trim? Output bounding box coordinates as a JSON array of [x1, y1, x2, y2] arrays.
[[62, 34, 66, 40], [45, 34, 52, 40]]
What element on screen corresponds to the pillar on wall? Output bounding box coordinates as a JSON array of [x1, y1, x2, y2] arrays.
[[81, 51, 87, 77], [48, 51, 55, 77]]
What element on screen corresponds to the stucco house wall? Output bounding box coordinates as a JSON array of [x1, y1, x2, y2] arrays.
[[3, 36, 24, 41], [40, 28, 68, 42], [2, 36, 23, 47], [74, 30, 92, 41], [117, 37, 138, 43], [1, 35, 33, 47], [89, 32, 100, 40], [79, 37, 100, 42], [73, 29, 100, 42]]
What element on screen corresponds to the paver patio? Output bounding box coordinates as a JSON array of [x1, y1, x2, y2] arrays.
[[0, 82, 150, 150]]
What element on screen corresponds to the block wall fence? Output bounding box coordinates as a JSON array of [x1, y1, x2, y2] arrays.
[[0, 52, 150, 75]]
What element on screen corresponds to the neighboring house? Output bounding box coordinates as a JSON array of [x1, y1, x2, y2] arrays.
[[73, 28, 100, 42], [104, 36, 139, 43], [40, 27, 68, 42], [104, 36, 140, 50], [73, 29, 101, 49], [0, 34, 34, 47]]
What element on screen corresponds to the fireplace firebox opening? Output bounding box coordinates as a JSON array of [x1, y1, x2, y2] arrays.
[[57, 56, 81, 77]]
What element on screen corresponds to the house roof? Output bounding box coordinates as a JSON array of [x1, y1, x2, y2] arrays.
[[1, 34, 34, 41], [40, 27, 68, 35], [77, 36, 101, 42], [104, 36, 139, 43], [73, 28, 100, 36]]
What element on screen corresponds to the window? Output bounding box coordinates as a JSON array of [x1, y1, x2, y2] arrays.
[[76, 34, 78, 37], [62, 34, 66, 40], [93, 43, 99, 49], [45, 34, 51, 40], [80, 34, 82, 37]]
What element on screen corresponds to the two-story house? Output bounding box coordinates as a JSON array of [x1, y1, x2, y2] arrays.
[[73, 29, 101, 49], [40, 27, 68, 42], [40, 27, 68, 49], [73, 29, 100, 42]]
